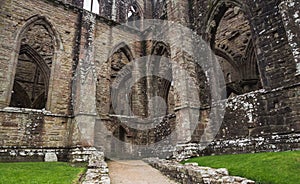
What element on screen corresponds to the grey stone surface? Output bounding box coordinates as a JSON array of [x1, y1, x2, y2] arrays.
[[44, 153, 58, 162], [0, 0, 299, 162], [81, 150, 110, 184], [144, 157, 255, 184]]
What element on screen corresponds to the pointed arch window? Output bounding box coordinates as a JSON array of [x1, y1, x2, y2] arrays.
[[149, 42, 173, 116], [116, 0, 142, 28], [10, 17, 56, 109], [109, 44, 134, 116], [206, 2, 262, 98], [153, 0, 168, 19]]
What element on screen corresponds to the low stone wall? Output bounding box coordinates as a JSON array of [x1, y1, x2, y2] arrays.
[[172, 132, 300, 161], [0, 147, 69, 162], [81, 151, 110, 184], [69, 147, 101, 163], [144, 158, 255, 184]]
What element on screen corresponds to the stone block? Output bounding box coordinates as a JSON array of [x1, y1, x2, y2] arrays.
[[44, 153, 58, 162]]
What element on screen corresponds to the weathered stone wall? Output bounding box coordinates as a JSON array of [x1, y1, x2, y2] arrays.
[[81, 150, 110, 184], [184, 0, 300, 157], [245, 0, 299, 88], [199, 85, 299, 155], [0, 0, 299, 161], [0, 109, 70, 147], [0, 108, 71, 161], [0, 0, 80, 161], [279, 0, 300, 75], [177, 86, 300, 159], [144, 157, 255, 184]]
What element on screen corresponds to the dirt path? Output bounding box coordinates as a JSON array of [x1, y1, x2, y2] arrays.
[[108, 160, 178, 184]]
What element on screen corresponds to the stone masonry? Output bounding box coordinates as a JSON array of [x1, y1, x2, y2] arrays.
[[0, 0, 299, 161]]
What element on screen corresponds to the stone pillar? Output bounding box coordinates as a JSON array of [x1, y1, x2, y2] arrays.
[[168, 0, 191, 27], [131, 43, 148, 118], [167, 0, 198, 143], [72, 11, 97, 147], [171, 51, 200, 143]]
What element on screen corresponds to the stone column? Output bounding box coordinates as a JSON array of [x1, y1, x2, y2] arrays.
[[131, 42, 148, 118], [171, 51, 200, 143], [72, 11, 97, 147], [167, 0, 199, 143]]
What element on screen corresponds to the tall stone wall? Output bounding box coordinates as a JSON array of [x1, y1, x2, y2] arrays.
[[201, 86, 300, 155], [0, 0, 79, 113], [172, 0, 300, 157], [279, 0, 300, 75], [0, 0, 299, 161], [0, 0, 80, 161], [0, 108, 71, 161]]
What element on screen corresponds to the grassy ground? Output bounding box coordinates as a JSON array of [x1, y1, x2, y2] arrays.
[[183, 150, 300, 184], [0, 162, 86, 184]]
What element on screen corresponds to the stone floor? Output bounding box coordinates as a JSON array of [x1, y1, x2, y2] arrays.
[[108, 160, 178, 184]]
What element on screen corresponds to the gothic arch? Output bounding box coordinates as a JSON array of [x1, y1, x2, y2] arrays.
[[15, 15, 62, 50], [8, 15, 61, 109], [115, 0, 143, 27], [204, 0, 249, 47], [108, 43, 134, 116], [108, 42, 135, 62], [214, 47, 239, 72], [152, 0, 168, 19], [149, 41, 173, 116], [150, 41, 171, 74], [204, 1, 262, 97]]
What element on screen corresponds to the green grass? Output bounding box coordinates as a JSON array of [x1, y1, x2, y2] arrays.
[[0, 162, 86, 184], [182, 150, 300, 184]]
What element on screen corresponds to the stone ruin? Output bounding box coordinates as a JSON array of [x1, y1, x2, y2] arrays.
[[0, 0, 299, 162]]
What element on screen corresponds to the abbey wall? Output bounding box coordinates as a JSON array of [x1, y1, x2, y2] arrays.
[[0, 0, 299, 161]]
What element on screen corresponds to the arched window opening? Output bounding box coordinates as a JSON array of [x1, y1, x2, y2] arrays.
[[111, 125, 127, 154], [208, 3, 262, 98], [126, 3, 142, 28], [109, 45, 134, 116], [116, 0, 142, 28], [153, 0, 168, 19], [10, 18, 55, 109], [149, 42, 173, 117]]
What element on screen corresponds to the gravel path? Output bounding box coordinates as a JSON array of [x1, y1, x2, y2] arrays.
[[108, 160, 178, 184]]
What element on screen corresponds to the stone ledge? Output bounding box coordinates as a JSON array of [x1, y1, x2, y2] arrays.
[[144, 157, 255, 184]]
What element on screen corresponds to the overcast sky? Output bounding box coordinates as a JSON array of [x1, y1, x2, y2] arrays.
[[83, 0, 100, 14]]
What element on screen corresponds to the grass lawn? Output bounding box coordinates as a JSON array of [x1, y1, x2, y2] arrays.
[[0, 162, 86, 184], [183, 150, 300, 184]]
